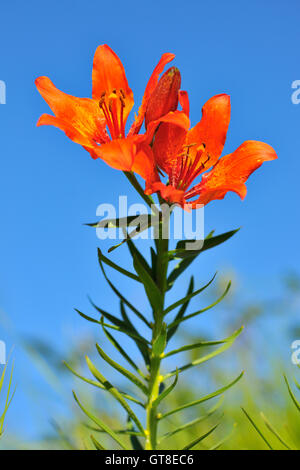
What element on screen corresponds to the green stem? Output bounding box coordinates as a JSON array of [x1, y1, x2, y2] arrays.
[[145, 213, 169, 450], [124, 171, 155, 209], [124, 171, 170, 449]]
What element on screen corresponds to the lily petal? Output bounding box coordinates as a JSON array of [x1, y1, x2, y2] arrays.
[[92, 44, 134, 122], [152, 120, 187, 175], [186, 140, 277, 206], [129, 52, 175, 135], [131, 143, 159, 191], [178, 90, 190, 117], [186, 94, 231, 172], [92, 44, 133, 97], [35, 76, 108, 147], [145, 110, 190, 144], [93, 137, 137, 171], [147, 182, 186, 206], [93, 137, 157, 187]]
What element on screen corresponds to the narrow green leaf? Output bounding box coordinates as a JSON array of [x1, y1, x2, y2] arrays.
[[182, 422, 220, 450], [75, 308, 101, 325], [95, 344, 148, 394], [98, 248, 140, 282], [167, 277, 194, 343], [73, 391, 128, 450], [0, 364, 8, 392], [90, 434, 106, 450], [119, 301, 151, 367], [86, 357, 145, 435], [87, 425, 143, 437], [167, 257, 195, 290], [152, 323, 167, 358], [284, 375, 300, 413], [100, 319, 146, 379], [98, 255, 151, 328], [127, 235, 152, 277], [0, 362, 15, 436], [86, 214, 151, 229], [127, 418, 144, 450], [63, 361, 145, 408], [64, 361, 106, 391], [76, 308, 149, 349], [152, 370, 178, 408], [208, 429, 234, 450], [130, 433, 143, 450], [260, 412, 292, 450], [108, 220, 152, 253], [205, 230, 215, 239], [160, 372, 244, 420], [164, 339, 240, 379], [150, 247, 157, 281], [133, 253, 163, 313], [241, 408, 273, 450], [78, 306, 124, 330], [163, 327, 243, 359], [163, 328, 243, 379], [167, 281, 231, 330], [167, 229, 239, 288], [294, 377, 300, 391], [164, 273, 217, 316], [171, 228, 240, 259], [159, 397, 224, 444]]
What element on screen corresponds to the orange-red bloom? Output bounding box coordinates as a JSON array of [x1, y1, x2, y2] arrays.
[[35, 45, 181, 185], [146, 92, 277, 207], [36, 45, 277, 208]]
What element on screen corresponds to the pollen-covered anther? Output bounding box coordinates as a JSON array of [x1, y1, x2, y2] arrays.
[[200, 154, 211, 169], [119, 95, 126, 108], [197, 143, 206, 153], [182, 142, 197, 149], [98, 94, 105, 107]]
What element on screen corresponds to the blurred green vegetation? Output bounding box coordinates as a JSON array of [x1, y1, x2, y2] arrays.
[[0, 270, 299, 450], [0, 361, 14, 440]]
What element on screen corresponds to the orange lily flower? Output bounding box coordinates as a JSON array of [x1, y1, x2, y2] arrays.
[[146, 92, 277, 207], [35, 44, 184, 185]]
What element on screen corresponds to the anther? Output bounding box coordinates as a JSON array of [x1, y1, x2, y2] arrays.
[[108, 99, 114, 113], [183, 143, 197, 148], [119, 95, 126, 108], [201, 154, 211, 169]]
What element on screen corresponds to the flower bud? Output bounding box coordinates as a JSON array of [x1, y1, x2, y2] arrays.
[[145, 66, 181, 129]]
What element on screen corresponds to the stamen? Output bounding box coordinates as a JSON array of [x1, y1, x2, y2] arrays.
[[120, 100, 125, 137], [99, 99, 115, 138], [98, 89, 127, 139], [184, 155, 211, 191]]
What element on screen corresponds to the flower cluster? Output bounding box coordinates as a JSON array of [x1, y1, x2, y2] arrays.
[[36, 45, 277, 208]]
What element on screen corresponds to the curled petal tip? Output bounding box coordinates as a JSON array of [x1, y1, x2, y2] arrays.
[[162, 52, 175, 61]]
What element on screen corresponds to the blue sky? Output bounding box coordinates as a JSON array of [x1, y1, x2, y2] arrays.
[[0, 0, 299, 442]]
